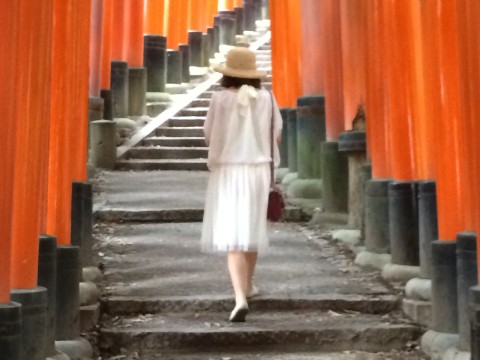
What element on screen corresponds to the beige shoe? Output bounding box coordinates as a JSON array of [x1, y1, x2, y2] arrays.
[[229, 302, 249, 322]]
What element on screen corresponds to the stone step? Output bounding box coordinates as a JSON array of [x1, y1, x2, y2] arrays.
[[99, 311, 420, 355], [198, 91, 214, 99], [142, 137, 206, 147], [124, 146, 208, 160], [95, 208, 204, 223], [155, 127, 204, 137], [103, 350, 427, 360], [115, 158, 208, 171], [168, 117, 205, 127], [209, 83, 223, 91], [178, 107, 209, 117], [94, 205, 307, 224], [102, 294, 400, 316], [189, 98, 211, 107]]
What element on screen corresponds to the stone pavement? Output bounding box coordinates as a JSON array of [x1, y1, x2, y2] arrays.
[[92, 170, 426, 360]]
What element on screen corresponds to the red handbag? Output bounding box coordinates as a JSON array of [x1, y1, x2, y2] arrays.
[[266, 91, 285, 222]]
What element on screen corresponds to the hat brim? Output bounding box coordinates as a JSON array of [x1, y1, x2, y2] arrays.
[[213, 64, 267, 79]]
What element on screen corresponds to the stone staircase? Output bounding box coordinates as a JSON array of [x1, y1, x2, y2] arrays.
[[116, 44, 273, 172], [94, 39, 425, 360]]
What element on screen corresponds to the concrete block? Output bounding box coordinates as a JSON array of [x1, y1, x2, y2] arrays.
[[402, 298, 432, 327], [82, 267, 103, 283], [355, 251, 391, 270], [382, 263, 421, 284], [275, 168, 289, 183], [55, 338, 93, 360], [421, 330, 459, 359], [80, 303, 100, 333], [442, 347, 471, 360], [281, 172, 298, 186], [332, 229, 361, 246], [406, 278, 432, 301], [286, 178, 322, 199], [79, 282, 100, 306]]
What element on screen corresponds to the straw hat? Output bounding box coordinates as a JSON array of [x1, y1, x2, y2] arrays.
[[213, 47, 267, 79]]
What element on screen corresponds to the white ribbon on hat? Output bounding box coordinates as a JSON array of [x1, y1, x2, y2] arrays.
[[237, 84, 257, 118]]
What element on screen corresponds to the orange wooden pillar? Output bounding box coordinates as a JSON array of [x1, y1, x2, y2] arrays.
[[0, 1, 19, 303], [166, 0, 189, 49], [101, 0, 114, 89], [11, 0, 54, 288], [111, 0, 128, 60], [340, 0, 367, 131], [89, 0, 103, 97], [383, 0, 416, 181], [320, 0, 345, 140], [285, 0, 302, 106], [365, 0, 391, 178], [206, 0, 219, 28], [270, 0, 288, 107], [270, 0, 302, 107], [145, 0, 166, 35], [48, 0, 76, 246], [425, 0, 464, 241], [189, 0, 207, 31], [224, 0, 235, 11], [73, 0, 92, 182], [300, 0, 324, 96], [456, 0, 480, 239], [124, 0, 145, 67]]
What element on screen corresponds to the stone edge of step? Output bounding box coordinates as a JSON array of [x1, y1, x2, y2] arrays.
[[98, 322, 421, 354], [101, 294, 400, 316], [94, 206, 311, 223]]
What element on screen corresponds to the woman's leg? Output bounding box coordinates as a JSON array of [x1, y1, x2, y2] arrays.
[[228, 251, 248, 303], [245, 251, 258, 295], [227, 251, 250, 321]]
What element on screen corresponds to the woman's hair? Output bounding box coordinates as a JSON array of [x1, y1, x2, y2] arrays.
[[220, 75, 261, 89]]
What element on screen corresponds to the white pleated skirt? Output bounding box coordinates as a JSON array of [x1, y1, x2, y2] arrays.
[[201, 163, 270, 253]]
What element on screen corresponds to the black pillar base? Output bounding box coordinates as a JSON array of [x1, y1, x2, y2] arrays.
[[11, 287, 47, 360], [0, 302, 21, 360]]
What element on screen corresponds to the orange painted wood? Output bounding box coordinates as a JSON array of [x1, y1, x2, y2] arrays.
[[365, 0, 391, 178], [0, 1, 19, 302], [111, 0, 127, 60], [418, 0, 440, 181], [284, 0, 303, 107], [48, 0, 76, 246], [419, 0, 464, 240], [188, 0, 205, 31], [89, 0, 103, 97], [340, 0, 367, 131], [167, 0, 189, 48], [101, 0, 113, 88], [300, 0, 324, 95], [72, 0, 91, 182], [224, 0, 235, 10], [145, 0, 166, 35], [270, 0, 288, 107], [124, 0, 144, 66], [456, 0, 480, 237], [320, 0, 345, 140], [383, 0, 416, 181], [206, 0, 219, 30], [11, 0, 54, 289]]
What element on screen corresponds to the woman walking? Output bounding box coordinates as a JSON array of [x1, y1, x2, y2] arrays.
[[201, 47, 282, 322]]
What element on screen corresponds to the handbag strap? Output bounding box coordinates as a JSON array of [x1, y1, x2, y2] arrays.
[[267, 90, 275, 188]]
